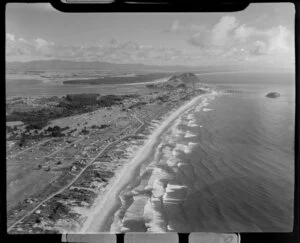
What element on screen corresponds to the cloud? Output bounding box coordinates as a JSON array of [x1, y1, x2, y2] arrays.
[[188, 16, 239, 47], [167, 20, 206, 33], [234, 25, 258, 42], [183, 14, 294, 68], [250, 40, 268, 55], [268, 25, 291, 53], [34, 38, 53, 49], [6, 33, 15, 42], [187, 15, 293, 59], [242, 25, 292, 55], [5, 25, 294, 68], [170, 20, 180, 32], [6, 34, 56, 59], [5, 34, 200, 65], [211, 16, 239, 46]]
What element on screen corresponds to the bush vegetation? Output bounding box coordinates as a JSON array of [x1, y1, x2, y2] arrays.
[[6, 93, 135, 130]]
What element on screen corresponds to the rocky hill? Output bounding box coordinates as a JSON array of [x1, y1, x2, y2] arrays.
[[146, 72, 200, 90], [266, 92, 280, 98]]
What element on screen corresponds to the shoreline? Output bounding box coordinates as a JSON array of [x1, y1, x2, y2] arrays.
[[6, 72, 212, 233], [5, 77, 170, 100], [6, 69, 295, 233], [80, 92, 212, 233]]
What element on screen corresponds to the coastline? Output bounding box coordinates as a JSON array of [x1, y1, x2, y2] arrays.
[[80, 91, 213, 233], [6, 70, 295, 233], [6, 72, 212, 233]]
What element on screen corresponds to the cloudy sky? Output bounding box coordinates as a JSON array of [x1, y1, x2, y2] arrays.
[[6, 3, 295, 68]]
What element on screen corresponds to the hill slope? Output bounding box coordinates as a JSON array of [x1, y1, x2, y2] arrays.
[[146, 72, 201, 89]]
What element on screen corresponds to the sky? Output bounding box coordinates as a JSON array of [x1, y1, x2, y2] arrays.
[[6, 3, 295, 68]]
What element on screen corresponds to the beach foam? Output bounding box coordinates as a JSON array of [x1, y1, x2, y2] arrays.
[[80, 91, 218, 233], [184, 142, 198, 154], [203, 108, 213, 112], [163, 183, 188, 202], [184, 131, 197, 138], [187, 122, 198, 127], [166, 157, 180, 167]]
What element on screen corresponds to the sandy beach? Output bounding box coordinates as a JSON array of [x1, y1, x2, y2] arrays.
[[79, 92, 212, 233]]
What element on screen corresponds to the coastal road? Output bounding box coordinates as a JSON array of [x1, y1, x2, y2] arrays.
[[7, 115, 144, 233]]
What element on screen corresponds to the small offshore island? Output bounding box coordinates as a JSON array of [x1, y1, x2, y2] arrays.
[[6, 72, 211, 233], [266, 92, 280, 98]]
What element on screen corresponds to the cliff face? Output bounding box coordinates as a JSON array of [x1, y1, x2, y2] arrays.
[[147, 72, 201, 89]]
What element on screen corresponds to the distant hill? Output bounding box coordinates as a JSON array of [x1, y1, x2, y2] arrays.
[[169, 72, 200, 84], [146, 72, 200, 90], [6, 59, 291, 74], [5, 59, 255, 73], [6, 59, 199, 72], [6, 60, 151, 72]]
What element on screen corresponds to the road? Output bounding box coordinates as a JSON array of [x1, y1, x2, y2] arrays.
[[7, 115, 144, 232], [8, 138, 55, 159]]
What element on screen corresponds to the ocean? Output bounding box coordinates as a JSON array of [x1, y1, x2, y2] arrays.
[[6, 71, 295, 232], [109, 72, 295, 233]]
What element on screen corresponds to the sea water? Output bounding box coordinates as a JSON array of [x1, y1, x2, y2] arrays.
[[115, 71, 295, 232], [6, 70, 295, 232]]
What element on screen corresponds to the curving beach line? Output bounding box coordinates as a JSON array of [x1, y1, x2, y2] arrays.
[[80, 91, 216, 233], [119, 77, 171, 86]]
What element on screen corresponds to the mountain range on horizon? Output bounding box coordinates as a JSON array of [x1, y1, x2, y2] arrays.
[[6, 59, 294, 73]]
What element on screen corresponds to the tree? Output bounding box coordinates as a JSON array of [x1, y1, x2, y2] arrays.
[[19, 133, 26, 147]]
